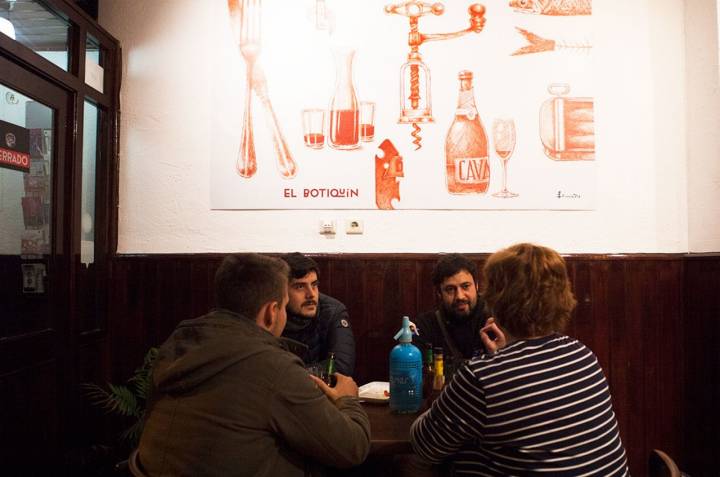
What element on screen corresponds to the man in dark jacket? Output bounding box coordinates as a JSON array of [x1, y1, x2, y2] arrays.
[[281, 252, 355, 376], [137, 254, 370, 476], [414, 253, 488, 373]]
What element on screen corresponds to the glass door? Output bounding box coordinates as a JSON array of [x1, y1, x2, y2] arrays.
[[0, 80, 54, 332], [0, 52, 71, 465]]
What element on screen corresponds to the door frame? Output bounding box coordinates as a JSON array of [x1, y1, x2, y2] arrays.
[[0, 52, 75, 466], [0, 0, 121, 466]]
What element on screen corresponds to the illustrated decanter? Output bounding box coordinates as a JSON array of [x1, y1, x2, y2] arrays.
[[445, 70, 490, 194], [329, 48, 360, 150]]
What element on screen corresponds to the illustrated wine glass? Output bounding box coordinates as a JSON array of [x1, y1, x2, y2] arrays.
[[492, 118, 519, 198]]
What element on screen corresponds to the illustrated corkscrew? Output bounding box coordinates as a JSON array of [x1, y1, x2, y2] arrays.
[[384, 1, 487, 150], [228, 0, 297, 179], [375, 139, 404, 210]]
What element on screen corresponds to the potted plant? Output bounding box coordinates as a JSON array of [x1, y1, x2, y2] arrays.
[[81, 347, 159, 456]]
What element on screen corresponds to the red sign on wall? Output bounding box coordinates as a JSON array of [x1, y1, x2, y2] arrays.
[[0, 119, 31, 173]]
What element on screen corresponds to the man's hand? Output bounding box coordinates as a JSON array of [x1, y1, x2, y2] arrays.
[[480, 317, 507, 354], [310, 373, 358, 403]]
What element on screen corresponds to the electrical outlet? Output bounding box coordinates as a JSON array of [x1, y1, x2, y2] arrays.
[[319, 220, 336, 235], [346, 220, 364, 234]]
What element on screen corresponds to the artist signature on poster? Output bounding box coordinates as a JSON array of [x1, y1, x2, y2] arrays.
[[556, 190, 581, 199], [284, 188, 360, 198]]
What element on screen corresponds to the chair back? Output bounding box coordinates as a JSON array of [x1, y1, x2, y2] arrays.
[[648, 449, 682, 477], [128, 448, 150, 477]]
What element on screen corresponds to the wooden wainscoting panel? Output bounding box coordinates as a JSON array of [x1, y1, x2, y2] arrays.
[[101, 253, 716, 475], [605, 259, 629, 427], [621, 260, 654, 475], [363, 258, 396, 385], [73, 338, 112, 449], [642, 260, 684, 475], [0, 361, 59, 467], [684, 256, 720, 476], [587, 260, 612, 378], [566, 259, 611, 366], [107, 258, 149, 381], [190, 258, 218, 318]]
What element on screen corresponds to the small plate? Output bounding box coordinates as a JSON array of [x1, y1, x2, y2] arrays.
[[359, 381, 389, 403]]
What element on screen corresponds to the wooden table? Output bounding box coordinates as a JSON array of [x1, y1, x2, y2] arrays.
[[333, 403, 432, 477], [362, 402, 420, 456]]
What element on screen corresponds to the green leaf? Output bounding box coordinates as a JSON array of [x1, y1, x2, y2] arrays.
[[128, 347, 158, 402], [81, 382, 113, 406], [81, 346, 159, 445], [107, 383, 139, 417]]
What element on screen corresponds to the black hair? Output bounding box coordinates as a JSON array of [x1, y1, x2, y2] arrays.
[[280, 252, 320, 280], [431, 253, 479, 289]]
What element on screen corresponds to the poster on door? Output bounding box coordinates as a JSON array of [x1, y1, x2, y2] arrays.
[[0, 119, 30, 173], [210, 0, 595, 210]]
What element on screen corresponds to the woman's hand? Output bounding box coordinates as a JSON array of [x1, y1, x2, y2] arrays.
[[480, 317, 507, 353]]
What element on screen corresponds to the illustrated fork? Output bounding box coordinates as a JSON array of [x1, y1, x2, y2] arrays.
[[228, 0, 296, 179]]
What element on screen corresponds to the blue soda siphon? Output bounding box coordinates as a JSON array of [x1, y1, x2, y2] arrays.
[[389, 316, 423, 413]]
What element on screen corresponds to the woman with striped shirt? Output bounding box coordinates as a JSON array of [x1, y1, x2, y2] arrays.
[[410, 243, 630, 476]]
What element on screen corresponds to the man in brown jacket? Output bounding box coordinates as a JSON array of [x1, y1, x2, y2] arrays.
[[137, 254, 370, 476]]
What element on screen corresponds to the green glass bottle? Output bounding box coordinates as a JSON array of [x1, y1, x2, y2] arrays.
[[325, 352, 336, 385], [422, 345, 434, 399]]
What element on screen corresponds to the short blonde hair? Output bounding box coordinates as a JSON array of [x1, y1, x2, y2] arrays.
[[483, 243, 577, 338]]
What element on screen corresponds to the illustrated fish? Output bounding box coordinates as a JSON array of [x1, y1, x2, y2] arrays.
[[512, 27, 591, 56], [509, 0, 592, 16]]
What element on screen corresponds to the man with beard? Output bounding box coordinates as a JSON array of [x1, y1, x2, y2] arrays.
[[414, 254, 489, 373], [280, 252, 355, 376]]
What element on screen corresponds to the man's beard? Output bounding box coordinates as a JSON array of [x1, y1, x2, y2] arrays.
[[442, 300, 476, 323]]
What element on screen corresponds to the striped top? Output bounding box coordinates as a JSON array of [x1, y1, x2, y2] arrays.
[[410, 334, 630, 476]]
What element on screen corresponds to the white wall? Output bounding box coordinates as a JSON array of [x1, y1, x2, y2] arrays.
[[685, 0, 720, 252], [99, 0, 719, 254]]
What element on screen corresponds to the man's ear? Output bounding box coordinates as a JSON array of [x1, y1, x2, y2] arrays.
[[255, 301, 277, 332]]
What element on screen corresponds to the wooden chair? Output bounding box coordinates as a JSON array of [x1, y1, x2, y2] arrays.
[[648, 449, 682, 477], [128, 448, 150, 477]]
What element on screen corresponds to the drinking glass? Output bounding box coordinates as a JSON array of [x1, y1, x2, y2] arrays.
[[302, 108, 325, 149], [492, 118, 519, 198], [305, 363, 325, 380], [359, 101, 375, 142]]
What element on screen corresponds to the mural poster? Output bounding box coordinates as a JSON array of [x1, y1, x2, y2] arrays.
[[210, 0, 595, 210]]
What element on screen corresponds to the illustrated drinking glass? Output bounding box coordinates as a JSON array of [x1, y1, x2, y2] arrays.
[[302, 108, 325, 149], [492, 118, 519, 198], [359, 101, 376, 142]]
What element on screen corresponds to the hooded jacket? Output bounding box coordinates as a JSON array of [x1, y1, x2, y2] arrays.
[[137, 309, 370, 476]]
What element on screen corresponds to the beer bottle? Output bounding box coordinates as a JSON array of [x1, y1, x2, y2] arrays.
[[422, 345, 435, 399], [433, 347, 446, 391], [325, 352, 336, 386]]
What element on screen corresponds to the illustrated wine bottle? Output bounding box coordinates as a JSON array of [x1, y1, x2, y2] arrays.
[[445, 70, 490, 194]]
